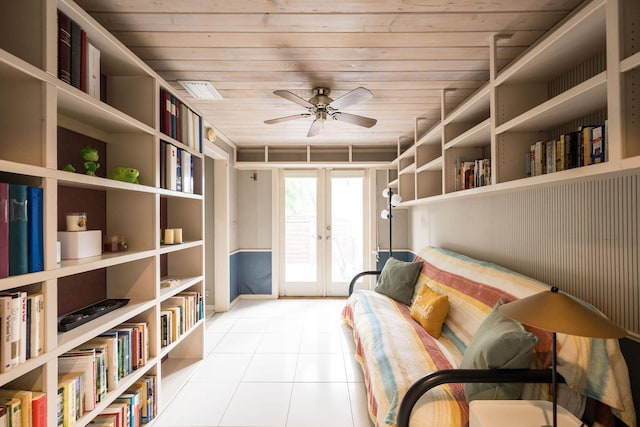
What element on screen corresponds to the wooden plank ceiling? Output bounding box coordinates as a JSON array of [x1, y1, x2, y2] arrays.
[[76, 0, 585, 149]]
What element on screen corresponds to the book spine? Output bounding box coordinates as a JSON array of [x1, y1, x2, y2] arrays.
[[87, 42, 101, 100], [170, 96, 177, 139], [57, 10, 72, 84], [8, 184, 28, 276], [80, 30, 87, 92], [26, 297, 32, 360], [0, 297, 12, 372], [7, 293, 21, 367], [176, 149, 182, 192], [71, 20, 82, 89], [591, 124, 606, 164], [27, 187, 44, 273], [31, 393, 47, 427], [19, 291, 27, 364], [165, 144, 177, 191], [0, 183, 8, 278]]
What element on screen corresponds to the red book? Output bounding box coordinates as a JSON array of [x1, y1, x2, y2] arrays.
[[161, 90, 172, 135], [31, 391, 47, 427], [0, 183, 8, 278]]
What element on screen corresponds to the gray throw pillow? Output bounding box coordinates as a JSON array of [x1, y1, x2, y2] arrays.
[[374, 257, 423, 305], [461, 300, 539, 402]]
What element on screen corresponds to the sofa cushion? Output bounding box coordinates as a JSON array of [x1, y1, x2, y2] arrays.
[[410, 285, 450, 338], [461, 299, 539, 402], [375, 257, 423, 305]]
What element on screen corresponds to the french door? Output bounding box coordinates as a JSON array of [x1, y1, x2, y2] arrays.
[[281, 169, 366, 297]]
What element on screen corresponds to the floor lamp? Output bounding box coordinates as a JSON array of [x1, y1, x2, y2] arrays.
[[499, 287, 627, 427], [380, 188, 401, 258]]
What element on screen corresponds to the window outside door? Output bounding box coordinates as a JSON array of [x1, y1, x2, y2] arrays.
[[282, 170, 365, 296]]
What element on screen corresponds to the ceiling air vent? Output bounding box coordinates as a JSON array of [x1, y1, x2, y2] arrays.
[[177, 80, 223, 100]]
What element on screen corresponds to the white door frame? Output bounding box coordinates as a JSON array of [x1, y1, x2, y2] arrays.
[[276, 168, 370, 297]]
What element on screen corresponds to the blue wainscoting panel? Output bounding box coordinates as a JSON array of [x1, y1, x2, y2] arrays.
[[230, 252, 240, 302], [376, 251, 416, 271], [230, 251, 272, 301]]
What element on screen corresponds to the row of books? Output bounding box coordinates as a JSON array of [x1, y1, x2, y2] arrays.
[[57, 10, 101, 100], [160, 141, 194, 193], [57, 322, 150, 426], [89, 375, 157, 427], [0, 389, 47, 427], [59, 374, 157, 427], [0, 184, 44, 278], [455, 158, 491, 191], [160, 89, 202, 153], [160, 291, 204, 347], [526, 123, 607, 177], [0, 292, 45, 373]]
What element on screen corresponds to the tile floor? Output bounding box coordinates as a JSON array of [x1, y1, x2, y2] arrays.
[[154, 298, 374, 427]]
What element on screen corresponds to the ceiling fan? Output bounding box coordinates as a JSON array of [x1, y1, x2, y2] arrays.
[[264, 87, 377, 137]]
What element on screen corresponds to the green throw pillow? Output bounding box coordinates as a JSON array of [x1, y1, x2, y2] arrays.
[[374, 257, 423, 305], [461, 300, 539, 402]]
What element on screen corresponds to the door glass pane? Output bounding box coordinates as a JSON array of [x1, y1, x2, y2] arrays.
[[330, 174, 363, 282], [284, 175, 317, 282]]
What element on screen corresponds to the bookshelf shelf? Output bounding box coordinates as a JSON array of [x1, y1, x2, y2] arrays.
[[621, 51, 640, 73], [417, 157, 443, 173], [494, 0, 606, 85], [0, 0, 205, 424], [495, 73, 607, 134], [445, 119, 491, 149], [159, 357, 202, 406], [160, 276, 204, 300], [56, 299, 155, 351], [391, 0, 634, 208]]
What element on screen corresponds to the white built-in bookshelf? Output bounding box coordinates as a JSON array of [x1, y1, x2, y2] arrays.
[[0, 0, 205, 425], [388, 0, 640, 206]]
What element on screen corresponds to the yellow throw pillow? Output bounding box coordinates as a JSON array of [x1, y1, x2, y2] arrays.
[[410, 285, 450, 338]]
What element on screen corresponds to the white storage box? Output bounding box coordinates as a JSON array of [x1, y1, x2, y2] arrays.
[[57, 230, 102, 259]]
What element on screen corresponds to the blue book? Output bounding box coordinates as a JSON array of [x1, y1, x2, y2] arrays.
[[28, 187, 44, 272], [8, 184, 28, 276]]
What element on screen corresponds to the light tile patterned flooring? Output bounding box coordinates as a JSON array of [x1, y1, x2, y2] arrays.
[[154, 298, 374, 427]]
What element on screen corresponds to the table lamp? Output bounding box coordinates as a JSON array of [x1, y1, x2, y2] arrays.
[[499, 287, 627, 427]]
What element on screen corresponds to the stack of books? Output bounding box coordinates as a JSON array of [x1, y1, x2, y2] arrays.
[[0, 291, 45, 372], [0, 184, 44, 278], [160, 141, 194, 193], [0, 389, 46, 427], [160, 291, 203, 347], [160, 89, 202, 153], [57, 10, 101, 100], [455, 158, 491, 191], [526, 122, 607, 177], [57, 322, 149, 426]]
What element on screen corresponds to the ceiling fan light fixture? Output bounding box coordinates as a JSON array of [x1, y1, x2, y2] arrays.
[[178, 80, 224, 100]]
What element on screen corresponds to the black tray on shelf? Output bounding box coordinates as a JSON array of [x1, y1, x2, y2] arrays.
[[58, 298, 130, 332]]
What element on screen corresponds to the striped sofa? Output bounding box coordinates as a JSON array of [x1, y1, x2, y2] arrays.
[[342, 246, 636, 427]]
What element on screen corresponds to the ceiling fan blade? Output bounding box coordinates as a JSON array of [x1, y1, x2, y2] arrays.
[[307, 118, 323, 137], [264, 113, 310, 124], [328, 87, 373, 110], [273, 90, 314, 109], [333, 112, 377, 128]]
